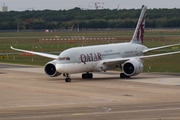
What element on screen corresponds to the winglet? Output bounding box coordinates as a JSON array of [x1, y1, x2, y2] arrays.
[[10, 46, 14, 49], [131, 6, 147, 44]]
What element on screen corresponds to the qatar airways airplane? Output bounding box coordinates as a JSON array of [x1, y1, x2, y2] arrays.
[[11, 6, 180, 82]]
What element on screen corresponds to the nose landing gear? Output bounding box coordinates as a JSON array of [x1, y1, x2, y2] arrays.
[[63, 73, 71, 82]]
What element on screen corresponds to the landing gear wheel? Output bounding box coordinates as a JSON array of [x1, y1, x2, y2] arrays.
[[89, 73, 93, 79], [82, 73, 93, 79], [63, 73, 71, 82], [82, 74, 86, 79], [120, 73, 131, 79], [65, 78, 71, 82]]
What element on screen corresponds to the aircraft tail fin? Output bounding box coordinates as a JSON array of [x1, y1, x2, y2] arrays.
[[131, 6, 147, 44]]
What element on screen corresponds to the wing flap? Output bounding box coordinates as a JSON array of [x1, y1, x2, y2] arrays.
[[11, 46, 59, 59]]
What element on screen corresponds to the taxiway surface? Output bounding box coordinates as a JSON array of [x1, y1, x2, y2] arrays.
[[0, 63, 180, 120]]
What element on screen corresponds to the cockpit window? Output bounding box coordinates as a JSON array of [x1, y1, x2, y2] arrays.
[[66, 57, 70, 60], [59, 57, 71, 61]]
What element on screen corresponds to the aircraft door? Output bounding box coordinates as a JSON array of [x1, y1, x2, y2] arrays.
[[121, 50, 124, 58], [75, 53, 81, 63]]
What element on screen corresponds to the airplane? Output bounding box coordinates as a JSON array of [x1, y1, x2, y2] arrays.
[[11, 6, 180, 82]]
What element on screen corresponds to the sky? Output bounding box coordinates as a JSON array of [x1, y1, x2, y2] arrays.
[[1, 0, 180, 11]]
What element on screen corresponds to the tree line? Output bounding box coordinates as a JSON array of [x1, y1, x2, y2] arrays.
[[0, 7, 180, 30]]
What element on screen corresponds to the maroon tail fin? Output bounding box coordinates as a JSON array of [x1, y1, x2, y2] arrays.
[[131, 6, 147, 44]]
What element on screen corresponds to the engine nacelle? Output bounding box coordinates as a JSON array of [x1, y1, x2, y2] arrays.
[[122, 59, 143, 76], [44, 60, 61, 77]]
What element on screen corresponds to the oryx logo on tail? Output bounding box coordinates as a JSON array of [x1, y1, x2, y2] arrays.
[[131, 6, 147, 44]]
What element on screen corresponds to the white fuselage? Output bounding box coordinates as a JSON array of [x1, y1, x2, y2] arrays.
[[56, 43, 148, 74]]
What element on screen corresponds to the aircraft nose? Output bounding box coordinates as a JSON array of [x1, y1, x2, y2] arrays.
[[56, 64, 64, 73]]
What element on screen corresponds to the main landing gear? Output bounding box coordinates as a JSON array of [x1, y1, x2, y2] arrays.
[[82, 72, 93, 79], [120, 73, 131, 79], [63, 73, 71, 82], [63, 72, 93, 82]]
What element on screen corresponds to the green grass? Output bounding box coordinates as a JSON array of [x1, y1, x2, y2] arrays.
[[144, 54, 180, 73], [1, 30, 180, 73], [1, 54, 51, 66]]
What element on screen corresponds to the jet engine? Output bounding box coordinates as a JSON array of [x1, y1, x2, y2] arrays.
[[122, 59, 143, 76], [44, 60, 61, 77]]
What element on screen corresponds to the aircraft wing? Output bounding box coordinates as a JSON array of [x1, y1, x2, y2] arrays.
[[11, 46, 59, 59], [103, 51, 180, 65], [139, 50, 180, 59], [143, 43, 180, 53]]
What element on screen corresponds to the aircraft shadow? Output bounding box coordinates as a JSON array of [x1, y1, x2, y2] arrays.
[[47, 76, 153, 82], [0, 72, 6, 74], [47, 72, 180, 82]]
